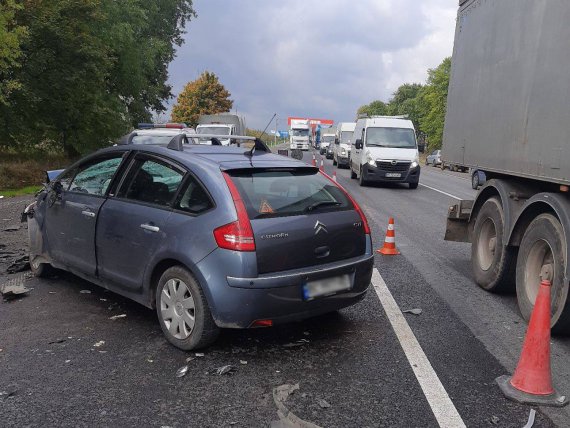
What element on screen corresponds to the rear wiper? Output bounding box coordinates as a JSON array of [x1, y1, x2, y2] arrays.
[[305, 201, 341, 212]]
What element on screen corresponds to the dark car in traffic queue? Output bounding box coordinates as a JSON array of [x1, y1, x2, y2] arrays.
[[23, 136, 374, 350]]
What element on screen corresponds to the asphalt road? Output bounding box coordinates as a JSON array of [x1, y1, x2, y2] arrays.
[[0, 147, 565, 427]]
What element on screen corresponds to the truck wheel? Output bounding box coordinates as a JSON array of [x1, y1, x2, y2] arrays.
[[440, 162, 445, 171], [471, 197, 516, 292], [350, 164, 357, 179], [156, 266, 220, 350], [333, 156, 337, 166], [472, 171, 480, 189], [516, 214, 570, 332]]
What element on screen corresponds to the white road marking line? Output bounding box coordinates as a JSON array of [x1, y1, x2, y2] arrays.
[[371, 269, 466, 428], [419, 183, 462, 200]]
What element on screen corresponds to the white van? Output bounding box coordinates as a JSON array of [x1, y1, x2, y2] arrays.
[[333, 122, 356, 168], [349, 116, 420, 189]]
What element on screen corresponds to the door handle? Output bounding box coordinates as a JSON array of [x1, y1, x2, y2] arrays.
[[140, 223, 160, 233], [81, 210, 96, 218]]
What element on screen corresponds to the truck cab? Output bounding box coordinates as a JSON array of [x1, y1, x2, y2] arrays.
[[349, 116, 420, 189], [196, 123, 234, 145], [289, 120, 310, 151], [333, 122, 356, 168]]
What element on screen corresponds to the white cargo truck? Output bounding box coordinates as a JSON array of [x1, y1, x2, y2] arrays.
[[443, 0, 570, 331], [333, 122, 356, 168], [196, 114, 246, 146], [289, 119, 310, 151]]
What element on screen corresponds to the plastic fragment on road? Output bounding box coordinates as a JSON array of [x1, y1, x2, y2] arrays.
[[240, 360, 248, 365], [109, 314, 126, 320], [1, 273, 32, 300], [403, 308, 423, 315], [490, 416, 499, 425], [209, 365, 236, 376], [176, 365, 189, 378], [317, 398, 331, 409], [523, 409, 536, 428], [0, 385, 18, 400], [195, 353, 205, 357], [80, 290, 91, 294], [3, 225, 20, 232], [6, 256, 30, 274], [93, 341, 105, 347], [48, 338, 66, 344], [272, 384, 321, 428]]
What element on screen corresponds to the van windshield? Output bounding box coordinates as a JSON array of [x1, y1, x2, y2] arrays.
[[322, 136, 335, 142], [365, 127, 416, 148], [340, 131, 353, 144]]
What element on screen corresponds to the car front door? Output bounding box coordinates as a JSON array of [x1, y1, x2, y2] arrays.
[[44, 153, 126, 275], [96, 154, 185, 291]]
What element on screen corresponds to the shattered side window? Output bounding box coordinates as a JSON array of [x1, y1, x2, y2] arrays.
[[68, 156, 123, 196]]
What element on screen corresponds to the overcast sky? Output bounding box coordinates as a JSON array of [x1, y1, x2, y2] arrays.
[[166, 0, 458, 130]]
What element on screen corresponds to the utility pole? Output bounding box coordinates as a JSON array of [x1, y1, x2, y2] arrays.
[[274, 116, 278, 146]]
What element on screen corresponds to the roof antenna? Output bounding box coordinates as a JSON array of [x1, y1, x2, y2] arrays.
[[258, 113, 276, 141]]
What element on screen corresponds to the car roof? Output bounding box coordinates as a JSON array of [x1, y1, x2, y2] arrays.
[[96, 143, 311, 171]]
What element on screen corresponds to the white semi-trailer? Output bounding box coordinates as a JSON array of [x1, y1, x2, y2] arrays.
[[443, 0, 570, 331]]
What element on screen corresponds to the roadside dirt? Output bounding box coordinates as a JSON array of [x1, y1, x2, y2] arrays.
[[0, 195, 33, 283]]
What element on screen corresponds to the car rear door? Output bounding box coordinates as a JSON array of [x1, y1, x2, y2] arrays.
[[44, 153, 126, 275], [227, 168, 366, 274], [96, 153, 185, 291]]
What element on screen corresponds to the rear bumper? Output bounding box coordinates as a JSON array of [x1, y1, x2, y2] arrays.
[[337, 155, 350, 166], [196, 248, 374, 328], [363, 164, 420, 183]]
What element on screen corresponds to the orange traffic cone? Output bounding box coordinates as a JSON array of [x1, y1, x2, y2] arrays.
[[332, 170, 337, 182], [496, 279, 568, 407], [312, 154, 316, 166], [320, 159, 324, 172], [377, 218, 400, 255]]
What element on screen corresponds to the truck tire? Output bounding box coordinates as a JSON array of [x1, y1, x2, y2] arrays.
[[471, 171, 480, 189], [333, 155, 337, 166], [359, 167, 367, 187], [471, 197, 516, 292], [516, 214, 570, 333]]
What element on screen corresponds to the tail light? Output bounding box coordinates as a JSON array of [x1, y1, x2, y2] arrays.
[[213, 173, 255, 251], [320, 171, 371, 235]]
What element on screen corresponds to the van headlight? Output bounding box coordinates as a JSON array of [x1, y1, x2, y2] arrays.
[[365, 152, 376, 167], [410, 154, 419, 169]]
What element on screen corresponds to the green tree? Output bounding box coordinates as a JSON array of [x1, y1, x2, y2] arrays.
[[171, 71, 233, 127], [0, 0, 196, 156], [418, 57, 451, 150], [0, 0, 28, 105], [357, 100, 389, 118]]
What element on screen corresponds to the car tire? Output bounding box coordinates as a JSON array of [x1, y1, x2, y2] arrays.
[[440, 163, 446, 171], [471, 197, 516, 293], [516, 214, 570, 333], [359, 167, 367, 187], [156, 266, 219, 350], [409, 182, 418, 189], [30, 255, 55, 278], [333, 156, 337, 166], [350, 164, 357, 179]]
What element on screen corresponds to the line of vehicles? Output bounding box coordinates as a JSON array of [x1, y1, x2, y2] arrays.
[[297, 115, 422, 189]]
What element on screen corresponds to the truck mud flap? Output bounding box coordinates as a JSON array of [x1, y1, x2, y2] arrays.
[[445, 199, 474, 242]]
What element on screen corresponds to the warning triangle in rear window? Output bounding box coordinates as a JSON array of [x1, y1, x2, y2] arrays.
[[259, 199, 274, 214]]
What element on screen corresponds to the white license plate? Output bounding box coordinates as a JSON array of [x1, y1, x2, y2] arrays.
[[303, 275, 351, 300], [386, 173, 401, 178]]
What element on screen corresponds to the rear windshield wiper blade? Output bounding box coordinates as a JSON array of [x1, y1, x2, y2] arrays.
[[304, 201, 341, 212]]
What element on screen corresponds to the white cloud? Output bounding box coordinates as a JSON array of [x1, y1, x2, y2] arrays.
[[167, 0, 458, 129]]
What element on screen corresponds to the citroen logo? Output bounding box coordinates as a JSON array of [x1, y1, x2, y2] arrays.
[[391, 160, 398, 166], [314, 220, 328, 235]]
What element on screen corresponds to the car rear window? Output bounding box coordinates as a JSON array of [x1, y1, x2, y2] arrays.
[[228, 169, 351, 219]]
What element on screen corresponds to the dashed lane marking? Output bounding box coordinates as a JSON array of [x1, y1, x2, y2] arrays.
[[371, 268, 466, 428]]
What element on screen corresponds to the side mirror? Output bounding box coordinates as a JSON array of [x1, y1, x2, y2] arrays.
[[335, 138, 339, 145], [418, 143, 425, 153], [355, 139, 363, 150], [52, 181, 63, 195]]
